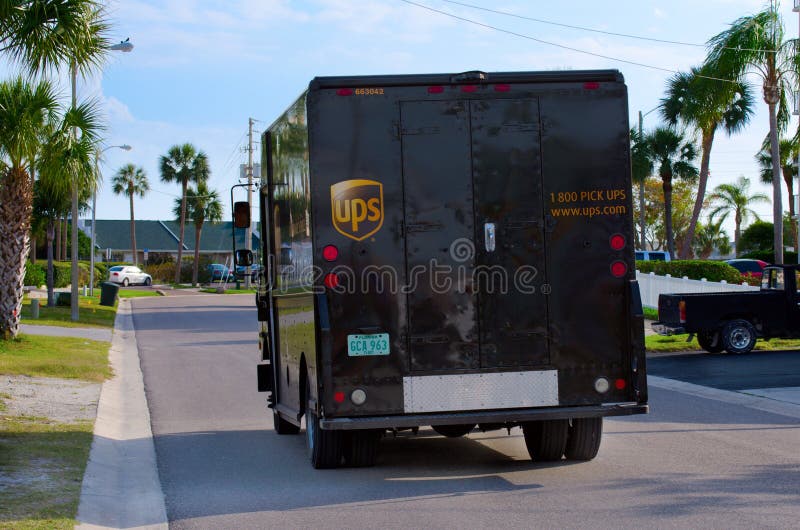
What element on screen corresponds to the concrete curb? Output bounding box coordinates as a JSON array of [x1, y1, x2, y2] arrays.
[[649, 375, 800, 420], [76, 299, 168, 529]]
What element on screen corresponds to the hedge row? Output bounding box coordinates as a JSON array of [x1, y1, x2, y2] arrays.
[[24, 260, 106, 288], [635, 260, 744, 284]]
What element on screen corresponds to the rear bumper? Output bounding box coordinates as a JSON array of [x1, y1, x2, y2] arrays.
[[652, 321, 686, 336], [319, 403, 648, 430]]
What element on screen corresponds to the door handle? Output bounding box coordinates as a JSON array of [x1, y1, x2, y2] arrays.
[[485, 222, 496, 252]]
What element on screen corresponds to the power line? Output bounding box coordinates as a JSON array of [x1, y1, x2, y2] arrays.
[[397, 0, 741, 84], [438, 0, 777, 53]]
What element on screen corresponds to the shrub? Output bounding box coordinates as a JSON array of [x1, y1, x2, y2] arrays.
[[24, 261, 45, 287], [635, 260, 744, 284], [741, 250, 798, 264]]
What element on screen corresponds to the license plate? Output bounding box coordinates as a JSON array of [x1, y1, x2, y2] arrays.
[[347, 333, 390, 356]]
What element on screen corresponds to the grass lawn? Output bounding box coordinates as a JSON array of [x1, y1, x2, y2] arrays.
[[0, 335, 111, 382], [199, 287, 256, 294], [0, 416, 93, 530], [645, 333, 800, 353], [643, 307, 658, 320], [20, 295, 116, 328], [117, 289, 160, 298]]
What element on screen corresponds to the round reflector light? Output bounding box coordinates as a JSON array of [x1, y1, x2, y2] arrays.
[[351, 389, 367, 406], [594, 377, 610, 393], [610, 261, 627, 278], [609, 233, 626, 251], [324, 273, 339, 289], [333, 391, 345, 403], [322, 245, 338, 261], [615, 378, 626, 390]]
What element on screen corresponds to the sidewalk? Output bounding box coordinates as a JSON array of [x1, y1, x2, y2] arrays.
[[20, 323, 112, 342]]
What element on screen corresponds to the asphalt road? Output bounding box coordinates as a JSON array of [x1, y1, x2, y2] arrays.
[[133, 295, 800, 529]]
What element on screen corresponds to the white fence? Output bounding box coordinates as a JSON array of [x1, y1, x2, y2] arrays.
[[636, 270, 758, 309]]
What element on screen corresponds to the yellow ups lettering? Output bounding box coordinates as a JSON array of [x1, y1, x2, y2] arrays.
[[367, 198, 381, 221], [351, 199, 368, 231], [334, 199, 351, 223]]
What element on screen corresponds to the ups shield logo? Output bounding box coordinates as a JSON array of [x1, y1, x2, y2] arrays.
[[331, 179, 384, 241]]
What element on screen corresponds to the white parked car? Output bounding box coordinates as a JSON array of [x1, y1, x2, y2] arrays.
[[108, 265, 152, 286]]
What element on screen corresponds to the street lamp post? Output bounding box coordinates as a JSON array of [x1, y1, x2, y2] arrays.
[[638, 106, 660, 251], [70, 39, 133, 320], [90, 144, 132, 296]]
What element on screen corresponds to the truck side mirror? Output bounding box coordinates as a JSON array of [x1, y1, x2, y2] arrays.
[[235, 249, 254, 267], [233, 201, 250, 229]]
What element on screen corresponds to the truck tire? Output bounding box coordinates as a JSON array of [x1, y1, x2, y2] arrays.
[[565, 417, 603, 461], [305, 383, 342, 468], [697, 330, 723, 354], [721, 319, 757, 354], [273, 410, 300, 435], [344, 429, 381, 467], [522, 419, 568, 462], [432, 424, 476, 438]]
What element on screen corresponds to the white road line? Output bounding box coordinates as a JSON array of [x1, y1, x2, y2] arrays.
[[648, 375, 800, 420]]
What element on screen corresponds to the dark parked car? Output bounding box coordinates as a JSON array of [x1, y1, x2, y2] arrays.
[[207, 263, 231, 281], [726, 258, 769, 278], [235, 263, 263, 280]]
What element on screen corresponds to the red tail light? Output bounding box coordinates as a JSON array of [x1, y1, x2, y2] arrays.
[[615, 378, 626, 390], [336, 88, 353, 96], [610, 261, 627, 278], [427, 86, 444, 94], [324, 273, 339, 289], [461, 85, 477, 93], [679, 301, 686, 323], [609, 233, 626, 251], [584, 82, 600, 90], [333, 391, 345, 403], [494, 84, 511, 92], [322, 245, 338, 262]]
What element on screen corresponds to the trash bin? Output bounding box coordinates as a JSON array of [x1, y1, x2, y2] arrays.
[[30, 298, 40, 319], [100, 282, 119, 306], [56, 292, 70, 306]]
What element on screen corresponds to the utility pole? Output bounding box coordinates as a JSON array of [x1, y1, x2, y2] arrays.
[[245, 117, 254, 289]]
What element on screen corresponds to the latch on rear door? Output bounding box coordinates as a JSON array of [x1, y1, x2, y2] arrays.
[[485, 222, 496, 252]]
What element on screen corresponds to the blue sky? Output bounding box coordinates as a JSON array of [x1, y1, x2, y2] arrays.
[[11, 0, 800, 233]]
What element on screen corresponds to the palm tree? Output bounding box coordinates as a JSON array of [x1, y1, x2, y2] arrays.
[[112, 164, 149, 266], [644, 126, 699, 259], [630, 127, 654, 249], [0, 77, 100, 338], [661, 66, 754, 258], [33, 177, 71, 307], [709, 176, 770, 256], [0, 0, 111, 77], [707, 6, 798, 263], [693, 217, 732, 259], [756, 137, 797, 250], [173, 183, 223, 286], [160, 144, 210, 283]]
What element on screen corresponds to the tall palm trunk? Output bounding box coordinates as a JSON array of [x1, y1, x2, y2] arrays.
[[0, 168, 33, 339], [766, 95, 784, 263], [192, 224, 202, 286], [175, 180, 188, 283], [681, 129, 715, 259], [61, 217, 67, 260], [734, 211, 743, 257], [30, 237, 37, 263], [56, 217, 62, 261], [46, 220, 55, 307], [129, 184, 137, 266], [662, 171, 675, 258]]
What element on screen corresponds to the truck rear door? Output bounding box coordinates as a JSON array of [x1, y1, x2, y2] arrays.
[[400, 98, 548, 372]]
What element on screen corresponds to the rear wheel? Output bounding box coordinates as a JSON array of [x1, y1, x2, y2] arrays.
[[697, 330, 723, 353], [721, 319, 757, 354], [343, 430, 381, 467], [305, 381, 342, 468], [522, 419, 568, 462], [565, 417, 603, 461], [273, 410, 300, 435], [431, 424, 475, 438]]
